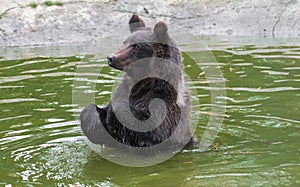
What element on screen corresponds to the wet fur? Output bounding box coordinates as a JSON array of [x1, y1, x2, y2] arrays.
[[80, 14, 195, 149]]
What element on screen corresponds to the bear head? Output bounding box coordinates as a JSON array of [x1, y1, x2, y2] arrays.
[[107, 14, 182, 71]]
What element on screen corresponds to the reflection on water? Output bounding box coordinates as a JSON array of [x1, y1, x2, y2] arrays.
[[0, 40, 299, 186]]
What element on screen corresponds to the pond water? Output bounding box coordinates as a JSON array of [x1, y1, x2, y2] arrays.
[[0, 37, 299, 186]]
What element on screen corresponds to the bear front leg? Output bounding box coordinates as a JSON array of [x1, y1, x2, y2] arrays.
[[80, 104, 108, 144]]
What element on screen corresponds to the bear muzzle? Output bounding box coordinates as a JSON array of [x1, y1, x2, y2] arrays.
[[107, 56, 115, 64], [107, 55, 131, 71], [107, 55, 122, 70]]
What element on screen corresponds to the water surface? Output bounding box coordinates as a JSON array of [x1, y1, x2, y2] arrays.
[[0, 38, 299, 186]]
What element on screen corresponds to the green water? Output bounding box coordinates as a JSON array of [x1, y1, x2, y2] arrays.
[[0, 41, 299, 186]]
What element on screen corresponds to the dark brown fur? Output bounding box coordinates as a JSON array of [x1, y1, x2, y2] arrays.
[[80, 14, 195, 149]]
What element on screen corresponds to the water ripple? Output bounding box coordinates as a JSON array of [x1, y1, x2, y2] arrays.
[[194, 173, 252, 179], [229, 87, 300, 92], [0, 115, 31, 122], [245, 115, 300, 124], [0, 98, 42, 104]]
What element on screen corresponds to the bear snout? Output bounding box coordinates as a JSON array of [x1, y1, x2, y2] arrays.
[[107, 56, 123, 70], [107, 55, 123, 70], [107, 56, 116, 64]]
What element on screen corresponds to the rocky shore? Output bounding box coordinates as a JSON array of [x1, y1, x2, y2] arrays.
[[0, 0, 299, 47]]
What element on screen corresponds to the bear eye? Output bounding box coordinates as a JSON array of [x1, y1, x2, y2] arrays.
[[132, 44, 139, 50]]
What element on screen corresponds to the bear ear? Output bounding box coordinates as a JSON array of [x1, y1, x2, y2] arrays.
[[129, 14, 146, 33], [154, 22, 169, 43]]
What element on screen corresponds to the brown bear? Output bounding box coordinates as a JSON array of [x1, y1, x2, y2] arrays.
[[80, 14, 195, 152]]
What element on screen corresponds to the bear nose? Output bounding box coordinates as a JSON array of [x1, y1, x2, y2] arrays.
[[107, 56, 116, 64]]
